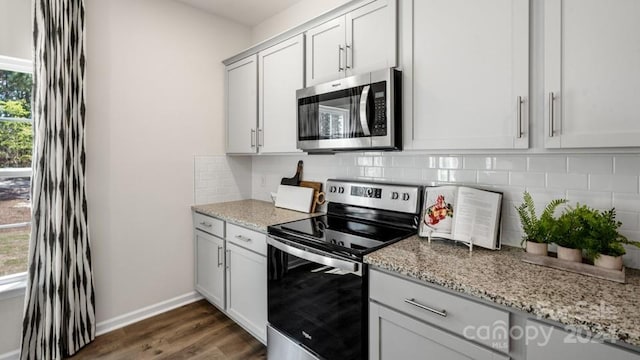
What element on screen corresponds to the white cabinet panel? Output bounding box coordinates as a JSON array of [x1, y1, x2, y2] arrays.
[[259, 34, 304, 153], [226, 242, 267, 343], [305, 16, 346, 86], [402, 0, 529, 150], [346, 0, 396, 76], [195, 230, 225, 309], [545, 0, 640, 148], [226, 55, 258, 154]]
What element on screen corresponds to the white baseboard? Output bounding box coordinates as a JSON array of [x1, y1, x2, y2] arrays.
[[96, 291, 203, 336], [0, 349, 19, 360], [0, 291, 203, 360]]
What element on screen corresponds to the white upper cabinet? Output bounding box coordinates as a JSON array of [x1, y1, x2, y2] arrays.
[[401, 0, 529, 150], [544, 0, 640, 148], [226, 55, 258, 154], [306, 0, 397, 86], [258, 34, 304, 153]]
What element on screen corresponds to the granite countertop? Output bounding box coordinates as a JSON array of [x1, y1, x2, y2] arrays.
[[364, 236, 640, 348], [192, 199, 319, 232]]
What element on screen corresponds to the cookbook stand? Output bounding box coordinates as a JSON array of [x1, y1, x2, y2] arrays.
[[427, 232, 474, 253]]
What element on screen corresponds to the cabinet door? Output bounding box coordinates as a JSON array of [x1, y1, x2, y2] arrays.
[[526, 320, 640, 360], [305, 16, 346, 86], [258, 34, 304, 153], [226, 55, 258, 154], [226, 242, 267, 343], [402, 0, 529, 150], [544, 0, 640, 148], [195, 230, 225, 309], [345, 0, 397, 77], [370, 302, 510, 360]]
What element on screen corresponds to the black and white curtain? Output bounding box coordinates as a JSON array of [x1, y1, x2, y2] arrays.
[[20, 0, 95, 359]]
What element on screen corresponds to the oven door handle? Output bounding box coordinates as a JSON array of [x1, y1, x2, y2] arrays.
[[267, 236, 360, 274]]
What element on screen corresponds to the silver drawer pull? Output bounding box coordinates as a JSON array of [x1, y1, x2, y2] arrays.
[[235, 234, 252, 242], [404, 298, 447, 318], [199, 221, 212, 228]]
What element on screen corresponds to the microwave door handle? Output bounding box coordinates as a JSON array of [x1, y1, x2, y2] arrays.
[[267, 236, 359, 273], [359, 85, 371, 136]]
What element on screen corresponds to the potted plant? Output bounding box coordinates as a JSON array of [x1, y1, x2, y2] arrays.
[[552, 204, 595, 262], [583, 208, 640, 271], [515, 191, 567, 256]]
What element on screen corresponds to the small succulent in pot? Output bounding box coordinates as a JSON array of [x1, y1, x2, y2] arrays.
[[515, 191, 567, 256], [583, 208, 640, 270]]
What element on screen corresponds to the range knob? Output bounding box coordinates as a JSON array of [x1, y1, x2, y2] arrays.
[[391, 192, 400, 200], [338, 187, 345, 194], [329, 186, 337, 193], [402, 193, 410, 201]]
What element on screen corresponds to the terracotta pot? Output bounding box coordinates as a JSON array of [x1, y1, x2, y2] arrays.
[[594, 254, 623, 271], [557, 246, 582, 262], [526, 241, 548, 256]]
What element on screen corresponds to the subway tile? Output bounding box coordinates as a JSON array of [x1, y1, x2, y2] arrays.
[[567, 156, 613, 174], [356, 156, 373, 167], [616, 211, 640, 231], [448, 170, 477, 184], [493, 156, 527, 171], [546, 173, 588, 190], [613, 193, 640, 212], [438, 156, 462, 169], [402, 168, 423, 180], [391, 156, 415, 168], [463, 156, 492, 170], [522, 187, 567, 203], [477, 171, 509, 185], [422, 156, 438, 169], [566, 190, 613, 209], [497, 186, 527, 202], [365, 167, 384, 178], [614, 155, 640, 175], [372, 156, 391, 167], [510, 172, 545, 187], [422, 169, 448, 182], [589, 174, 638, 193], [527, 156, 567, 172]]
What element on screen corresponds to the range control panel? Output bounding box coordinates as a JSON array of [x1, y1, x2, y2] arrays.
[[326, 179, 421, 214]]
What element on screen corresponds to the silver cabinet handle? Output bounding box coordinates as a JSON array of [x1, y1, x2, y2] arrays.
[[338, 45, 344, 72], [199, 221, 212, 228], [235, 234, 252, 243], [345, 44, 352, 69], [258, 128, 263, 147], [251, 129, 256, 147], [267, 236, 360, 274], [226, 249, 230, 269], [404, 298, 447, 317], [359, 85, 371, 136], [548, 92, 555, 137], [516, 96, 524, 138], [217, 246, 223, 267]]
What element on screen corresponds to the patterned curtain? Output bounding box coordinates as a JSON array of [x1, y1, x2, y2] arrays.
[[20, 0, 95, 359]]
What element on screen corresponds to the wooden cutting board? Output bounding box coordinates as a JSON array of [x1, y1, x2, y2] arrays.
[[299, 181, 324, 213]]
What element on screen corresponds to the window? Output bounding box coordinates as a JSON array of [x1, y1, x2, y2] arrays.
[[0, 55, 33, 281]]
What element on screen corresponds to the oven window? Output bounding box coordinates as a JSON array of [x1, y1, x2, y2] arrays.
[[268, 246, 366, 360], [298, 86, 369, 141]]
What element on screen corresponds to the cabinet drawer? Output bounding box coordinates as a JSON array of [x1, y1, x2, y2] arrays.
[[193, 212, 224, 237], [370, 269, 510, 352], [226, 223, 267, 256]]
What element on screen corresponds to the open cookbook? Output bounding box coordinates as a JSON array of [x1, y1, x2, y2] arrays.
[[418, 185, 503, 250]]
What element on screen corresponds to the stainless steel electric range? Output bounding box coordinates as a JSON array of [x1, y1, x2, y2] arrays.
[[266, 179, 422, 360]]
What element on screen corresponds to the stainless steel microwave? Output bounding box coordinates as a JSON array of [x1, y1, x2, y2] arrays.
[[296, 68, 401, 153]]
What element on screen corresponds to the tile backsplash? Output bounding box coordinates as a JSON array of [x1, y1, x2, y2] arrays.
[[194, 155, 252, 204], [250, 153, 640, 269]]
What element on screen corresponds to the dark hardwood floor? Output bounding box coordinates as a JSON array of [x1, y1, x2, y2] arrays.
[[68, 300, 266, 360]]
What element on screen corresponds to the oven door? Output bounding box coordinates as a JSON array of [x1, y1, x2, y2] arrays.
[[267, 236, 366, 360]]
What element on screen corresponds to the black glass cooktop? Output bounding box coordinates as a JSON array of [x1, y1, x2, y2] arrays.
[[267, 215, 415, 259]]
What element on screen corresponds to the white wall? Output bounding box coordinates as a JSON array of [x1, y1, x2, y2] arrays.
[[84, 0, 250, 327], [251, 0, 350, 44], [0, 0, 31, 60]]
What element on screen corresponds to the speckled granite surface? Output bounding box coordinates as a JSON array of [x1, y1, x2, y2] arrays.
[[365, 236, 640, 348], [192, 199, 319, 232]]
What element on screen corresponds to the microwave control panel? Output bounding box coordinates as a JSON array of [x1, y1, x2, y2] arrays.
[[371, 81, 387, 136]]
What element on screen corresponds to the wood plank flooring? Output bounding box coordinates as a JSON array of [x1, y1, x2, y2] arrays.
[[68, 300, 266, 360]]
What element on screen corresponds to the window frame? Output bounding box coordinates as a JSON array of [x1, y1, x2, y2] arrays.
[[0, 54, 33, 293]]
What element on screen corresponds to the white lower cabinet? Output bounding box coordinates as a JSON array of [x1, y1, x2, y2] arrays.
[[193, 212, 267, 344], [226, 241, 268, 343], [195, 229, 225, 309], [370, 302, 509, 360]]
